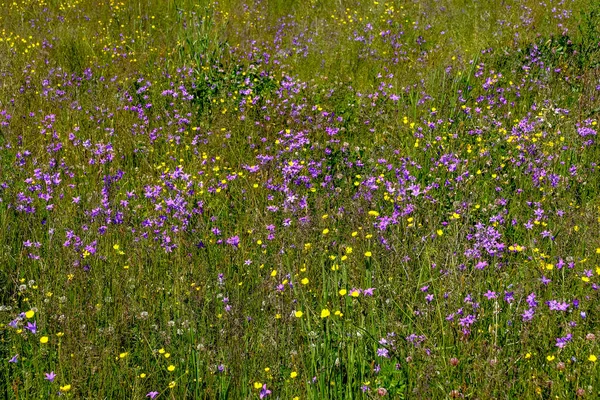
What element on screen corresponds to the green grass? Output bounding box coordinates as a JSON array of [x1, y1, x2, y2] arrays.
[[1, 0, 600, 399]]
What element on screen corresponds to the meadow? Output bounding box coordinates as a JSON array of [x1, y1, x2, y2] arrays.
[[1, 0, 600, 398]]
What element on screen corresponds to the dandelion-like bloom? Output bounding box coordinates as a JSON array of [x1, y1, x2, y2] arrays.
[[59, 384, 71, 392]]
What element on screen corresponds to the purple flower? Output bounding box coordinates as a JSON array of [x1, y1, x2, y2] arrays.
[[25, 321, 37, 334], [459, 314, 476, 327], [522, 308, 535, 322], [45, 371, 56, 382], [377, 348, 390, 358], [484, 290, 497, 300], [146, 391, 159, 399], [526, 293, 538, 308], [259, 384, 271, 399], [547, 300, 569, 311], [540, 276, 551, 285], [556, 334, 572, 349], [9, 354, 18, 363], [363, 288, 375, 296], [226, 235, 240, 247]]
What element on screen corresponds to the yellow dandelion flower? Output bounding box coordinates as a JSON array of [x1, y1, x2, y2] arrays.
[[167, 365, 176, 372], [254, 382, 262, 389], [290, 371, 298, 378], [25, 310, 35, 319], [320, 309, 330, 318], [364, 251, 372, 257], [589, 355, 597, 362], [40, 336, 49, 344], [294, 311, 303, 318], [547, 355, 555, 361], [339, 289, 347, 296], [60, 384, 71, 392], [168, 381, 176, 389], [119, 352, 128, 359], [301, 278, 309, 285]]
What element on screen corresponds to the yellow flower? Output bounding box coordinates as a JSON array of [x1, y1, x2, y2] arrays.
[[525, 353, 531, 359], [589, 354, 597, 362], [254, 382, 262, 389], [547, 355, 555, 361], [290, 371, 298, 378], [436, 229, 443, 236], [270, 269, 277, 277], [40, 336, 49, 344], [368, 210, 379, 217], [139, 373, 147, 378], [294, 311, 303, 318], [119, 352, 128, 359], [322, 228, 329, 235], [25, 310, 35, 319], [168, 381, 176, 389], [159, 348, 165, 354], [301, 278, 309, 285], [339, 289, 347, 296], [350, 290, 360, 298], [167, 365, 176, 372], [364, 251, 372, 257], [60, 384, 71, 392], [164, 353, 170, 358], [320, 309, 330, 318]]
